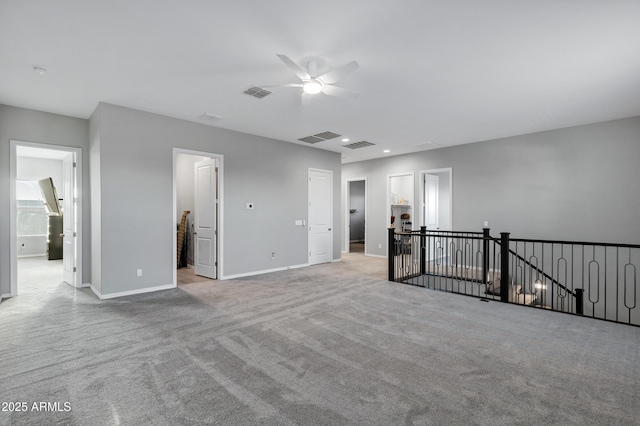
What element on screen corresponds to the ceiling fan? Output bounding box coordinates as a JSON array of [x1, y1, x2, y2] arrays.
[[266, 54, 360, 105]]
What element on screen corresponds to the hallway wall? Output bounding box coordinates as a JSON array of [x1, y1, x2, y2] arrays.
[[0, 105, 90, 296], [342, 116, 640, 256]]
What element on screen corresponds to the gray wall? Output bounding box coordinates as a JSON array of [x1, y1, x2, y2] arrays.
[[349, 180, 365, 241], [91, 103, 341, 296], [89, 106, 102, 293], [342, 116, 640, 256], [0, 104, 90, 296]]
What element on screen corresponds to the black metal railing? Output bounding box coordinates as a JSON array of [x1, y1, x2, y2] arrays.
[[388, 227, 640, 326]]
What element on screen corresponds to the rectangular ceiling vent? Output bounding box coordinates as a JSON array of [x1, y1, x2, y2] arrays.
[[344, 141, 375, 149], [313, 131, 341, 140], [298, 131, 342, 144], [243, 85, 272, 99], [298, 135, 325, 144]]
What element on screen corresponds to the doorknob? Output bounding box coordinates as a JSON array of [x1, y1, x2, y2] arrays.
[[60, 233, 65, 238], [328, 228, 332, 231]]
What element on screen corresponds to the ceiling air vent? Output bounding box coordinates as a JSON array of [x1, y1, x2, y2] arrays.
[[243, 85, 272, 99], [298, 130, 343, 144], [313, 131, 341, 140], [344, 141, 375, 149], [298, 135, 325, 144]]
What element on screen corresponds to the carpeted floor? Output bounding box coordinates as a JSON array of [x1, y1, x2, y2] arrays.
[[1, 254, 639, 425]]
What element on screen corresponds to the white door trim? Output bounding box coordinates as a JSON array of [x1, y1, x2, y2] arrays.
[[419, 168, 453, 231], [344, 177, 368, 255], [308, 168, 333, 265], [9, 140, 83, 296], [172, 148, 224, 285]]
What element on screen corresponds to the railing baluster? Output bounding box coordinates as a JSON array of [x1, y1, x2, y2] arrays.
[[387, 227, 638, 327]]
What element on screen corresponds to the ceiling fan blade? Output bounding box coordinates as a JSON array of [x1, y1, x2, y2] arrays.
[[301, 92, 313, 106], [276, 54, 310, 81], [322, 85, 360, 98], [260, 83, 303, 89], [318, 60, 359, 84]]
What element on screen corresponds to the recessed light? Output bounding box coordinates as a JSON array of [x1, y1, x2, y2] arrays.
[[33, 66, 47, 75], [342, 138, 350, 142], [383, 149, 390, 153]]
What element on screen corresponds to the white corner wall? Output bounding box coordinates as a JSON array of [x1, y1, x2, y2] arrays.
[[0, 105, 91, 297]]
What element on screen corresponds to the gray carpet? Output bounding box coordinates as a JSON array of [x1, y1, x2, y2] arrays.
[[1, 255, 639, 425]]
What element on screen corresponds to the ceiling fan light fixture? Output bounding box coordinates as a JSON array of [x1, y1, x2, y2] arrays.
[[303, 79, 323, 94]]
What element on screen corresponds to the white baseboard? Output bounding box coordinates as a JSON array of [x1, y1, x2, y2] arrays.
[[365, 253, 387, 259], [222, 263, 309, 280], [90, 283, 176, 300], [332, 258, 342, 263], [80, 283, 91, 288], [17, 254, 47, 258]]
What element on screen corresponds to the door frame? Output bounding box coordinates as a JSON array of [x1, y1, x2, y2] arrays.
[[172, 148, 224, 284], [308, 168, 333, 265], [344, 177, 367, 254], [419, 168, 453, 231], [9, 140, 83, 296]]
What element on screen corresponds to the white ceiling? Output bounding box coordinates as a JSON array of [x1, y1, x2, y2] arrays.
[[2, 1, 640, 163]]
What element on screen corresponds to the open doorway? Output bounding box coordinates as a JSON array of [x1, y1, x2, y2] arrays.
[[345, 178, 367, 254], [173, 149, 223, 285], [419, 168, 453, 231], [9, 141, 83, 297]]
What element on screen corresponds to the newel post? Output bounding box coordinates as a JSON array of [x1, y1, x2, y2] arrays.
[[388, 227, 396, 282], [575, 289, 584, 315], [420, 226, 427, 275], [482, 227, 490, 286], [500, 232, 510, 303]]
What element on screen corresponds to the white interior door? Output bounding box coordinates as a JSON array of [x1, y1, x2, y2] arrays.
[[194, 159, 217, 279], [62, 153, 77, 287], [309, 169, 332, 265], [424, 174, 439, 230]]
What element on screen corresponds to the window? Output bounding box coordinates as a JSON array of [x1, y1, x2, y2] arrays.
[[16, 180, 48, 236]]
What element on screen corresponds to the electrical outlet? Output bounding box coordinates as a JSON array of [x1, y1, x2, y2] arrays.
[[137, 269, 142, 277], [378, 243, 382, 249], [271, 252, 275, 260], [246, 203, 254, 210]]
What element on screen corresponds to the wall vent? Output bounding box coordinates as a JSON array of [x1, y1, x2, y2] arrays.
[[344, 141, 375, 149], [243, 85, 272, 99], [298, 130, 342, 144]]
